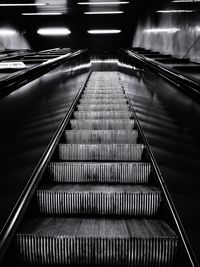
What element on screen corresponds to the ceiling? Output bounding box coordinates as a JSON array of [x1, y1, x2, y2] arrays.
[[0, 0, 195, 50]]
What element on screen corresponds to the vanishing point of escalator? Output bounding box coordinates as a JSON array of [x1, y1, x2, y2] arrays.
[[15, 71, 178, 266]]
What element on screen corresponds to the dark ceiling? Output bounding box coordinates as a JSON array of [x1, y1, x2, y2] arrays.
[[0, 0, 194, 50]]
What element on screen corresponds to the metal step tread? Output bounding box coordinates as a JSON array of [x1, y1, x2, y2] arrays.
[[59, 144, 144, 161], [70, 119, 135, 130], [47, 162, 151, 184], [73, 111, 133, 120], [17, 218, 178, 265], [77, 105, 129, 111], [65, 130, 138, 144]]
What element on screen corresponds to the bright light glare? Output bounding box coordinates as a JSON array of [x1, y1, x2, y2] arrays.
[[144, 28, 180, 33], [0, 3, 46, 6], [91, 60, 118, 63], [0, 29, 16, 35], [156, 9, 195, 13], [85, 11, 123, 14], [37, 28, 71, 36], [88, 29, 121, 34], [78, 1, 129, 5], [22, 13, 63, 15]]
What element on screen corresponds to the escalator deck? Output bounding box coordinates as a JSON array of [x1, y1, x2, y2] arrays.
[[16, 71, 178, 266]]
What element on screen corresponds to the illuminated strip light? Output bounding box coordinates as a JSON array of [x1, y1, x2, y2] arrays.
[[85, 11, 123, 14], [144, 28, 180, 33], [78, 1, 129, 5], [91, 60, 118, 63], [0, 29, 16, 35], [37, 28, 71, 36], [88, 29, 121, 34], [0, 3, 47, 6], [156, 9, 195, 13], [22, 13, 63, 16]]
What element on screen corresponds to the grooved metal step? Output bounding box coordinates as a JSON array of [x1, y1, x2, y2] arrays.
[[70, 119, 135, 130], [77, 104, 129, 111], [81, 94, 124, 99], [16, 218, 178, 266], [79, 99, 127, 104], [73, 111, 133, 120], [48, 162, 151, 184], [58, 144, 144, 161], [65, 130, 138, 144], [37, 184, 161, 216], [83, 90, 123, 94]]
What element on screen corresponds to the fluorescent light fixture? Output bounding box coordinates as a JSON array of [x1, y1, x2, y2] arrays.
[[88, 29, 121, 34], [91, 59, 118, 63], [156, 9, 195, 13], [0, 3, 46, 6], [0, 29, 16, 35], [84, 11, 123, 14], [78, 1, 129, 5], [37, 28, 71, 36], [144, 28, 180, 33], [22, 12, 63, 15]]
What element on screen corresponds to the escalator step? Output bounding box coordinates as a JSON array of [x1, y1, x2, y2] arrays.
[[79, 99, 127, 104], [73, 111, 133, 120], [48, 162, 151, 184], [77, 104, 129, 111], [65, 130, 138, 144], [81, 94, 124, 99], [83, 90, 123, 94], [70, 119, 135, 130], [58, 144, 144, 161], [16, 218, 178, 266], [37, 184, 161, 216]]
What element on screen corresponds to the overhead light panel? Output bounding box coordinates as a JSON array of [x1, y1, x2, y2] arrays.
[[0, 3, 47, 6], [22, 12, 63, 15], [37, 28, 71, 36], [88, 29, 121, 34], [85, 11, 123, 14], [78, 1, 129, 5], [156, 9, 195, 13], [0, 29, 16, 35], [144, 28, 180, 33]]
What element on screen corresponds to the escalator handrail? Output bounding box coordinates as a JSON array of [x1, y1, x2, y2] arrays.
[[0, 49, 88, 98], [124, 49, 200, 101], [119, 53, 199, 267], [0, 68, 91, 264]]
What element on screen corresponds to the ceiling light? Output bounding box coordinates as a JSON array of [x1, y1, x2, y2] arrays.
[[37, 28, 71, 36], [84, 11, 123, 14], [156, 9, 195, 13], [88, 29, 121, 34], [22, 12, 63, 15], [0, 29, 16, 35], [78, 1, 129, 5], [144, 28, 180, 33], [0, 3, 47, 6]]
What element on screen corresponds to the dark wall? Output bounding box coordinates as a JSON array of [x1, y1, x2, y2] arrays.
[[0, 55, 90, 233], [119, 56, 200, 264]]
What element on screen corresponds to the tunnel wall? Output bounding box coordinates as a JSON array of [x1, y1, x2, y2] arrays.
[[132, 12, 200, 63]]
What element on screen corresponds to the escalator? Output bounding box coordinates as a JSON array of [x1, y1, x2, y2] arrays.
[[12, 71, 178, 266]]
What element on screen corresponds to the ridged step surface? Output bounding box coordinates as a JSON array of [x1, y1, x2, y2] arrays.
[[81, 94, 124, 99], [79, 99, 127, 104], [73, 111, 133, 120], [70, 119, 135, 130], [83, 90, 123, 94], [17, 218, 178, 266], [59, 144, 144, 161], [37, 184, 161, 215], [77, 104, 129, 111], [65, 130, 138, 144], [48, 162, 151, 183]]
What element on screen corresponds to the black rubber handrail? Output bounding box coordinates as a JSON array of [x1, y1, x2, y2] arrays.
[[0, 69, 91, 264], [119, 62, 199, 267], [124, 49, 200, 101], [0, 49, 88, 98]]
